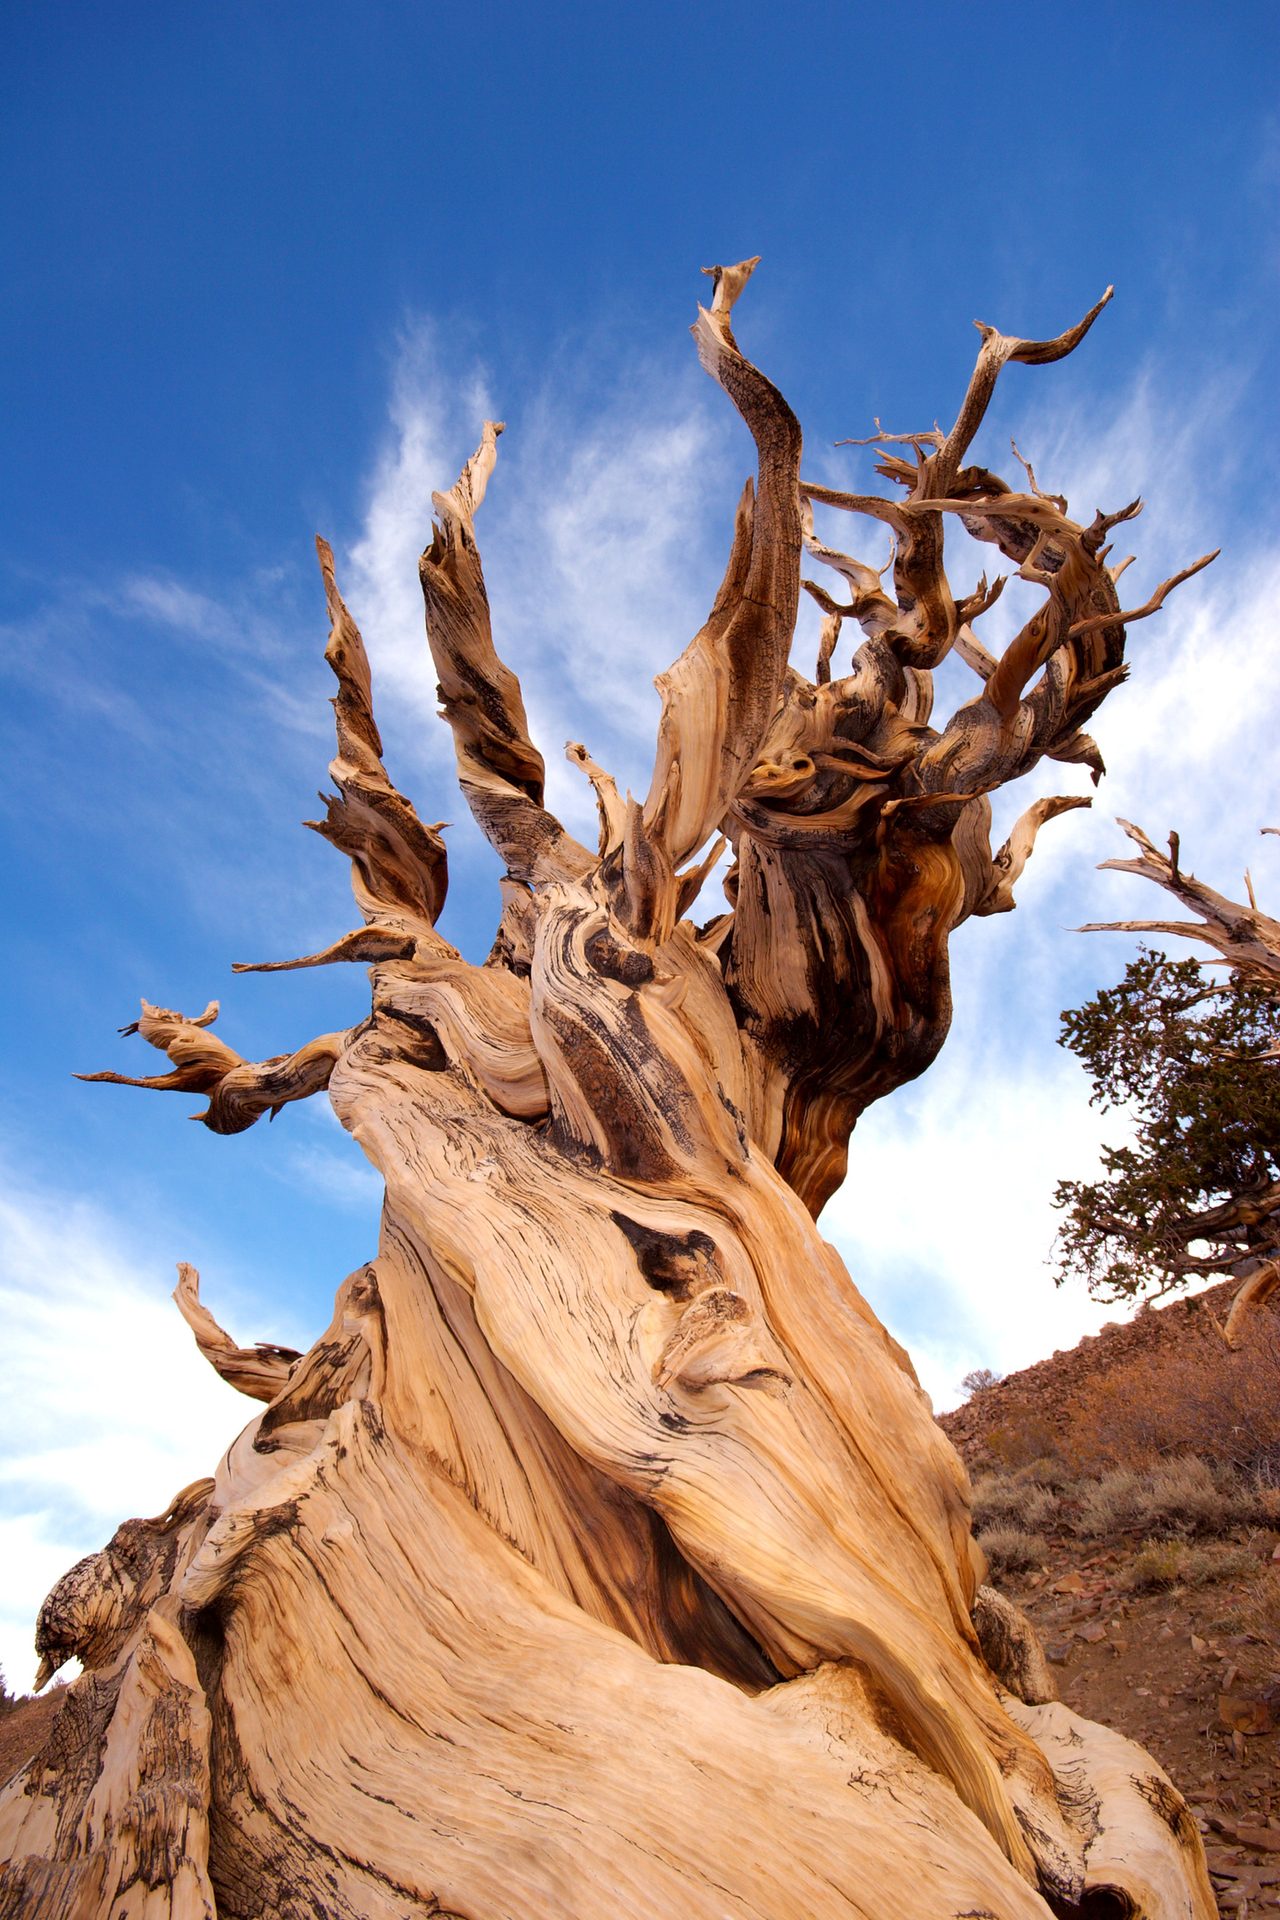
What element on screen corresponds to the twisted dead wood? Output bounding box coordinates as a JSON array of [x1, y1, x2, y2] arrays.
[[1, 264, 1218, 1920]]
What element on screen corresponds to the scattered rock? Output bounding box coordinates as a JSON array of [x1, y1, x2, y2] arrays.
[[938, 1275, 1254, 1465], [1217, 1823, 1280, 1854], [938, 1281, 1280, 1892], [1219, 1694, 1275, 1736]]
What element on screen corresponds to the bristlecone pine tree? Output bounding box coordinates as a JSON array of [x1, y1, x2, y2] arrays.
[[0, 263, 1222, 1918], [1057, 822, 1280, 1342]]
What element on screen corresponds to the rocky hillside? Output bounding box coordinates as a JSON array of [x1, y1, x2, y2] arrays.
[[942, 1278, 1280, 1913], [940, 1277, 1243, 1466]]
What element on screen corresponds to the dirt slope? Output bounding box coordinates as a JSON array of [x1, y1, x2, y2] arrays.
[[939, 1278, 1240, 1464], [942, 1279, 1280, 1914]]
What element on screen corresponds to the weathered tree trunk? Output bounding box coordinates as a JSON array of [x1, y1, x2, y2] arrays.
[[1, 264, 1219, 1918]]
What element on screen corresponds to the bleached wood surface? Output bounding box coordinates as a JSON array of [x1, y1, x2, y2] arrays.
[[0, 263, 1217, 1918]]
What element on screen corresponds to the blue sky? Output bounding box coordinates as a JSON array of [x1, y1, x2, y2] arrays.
[[2, 3, 1278, 1689]]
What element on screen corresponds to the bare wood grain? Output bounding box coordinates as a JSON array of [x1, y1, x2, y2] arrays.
[[4, 263, 1221, 1920]]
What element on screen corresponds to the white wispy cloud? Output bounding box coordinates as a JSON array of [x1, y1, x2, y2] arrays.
[[275, 1102, 385, 1214], [343, 321, 495, 738], [0, 1166, 258, 1692], [337, 321, 740, 845], [825, 1040, 1125, 1410], [498, 376, 734, 805], [0, 592, 156, 739], [119, 576, 236, 644], [116, 567, 335, 746]]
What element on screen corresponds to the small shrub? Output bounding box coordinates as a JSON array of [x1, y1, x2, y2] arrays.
[[1180, 1544, 1259, 1585], [977, 1525, 1049, 1575], [1015, 1456, 1073, 1493], [1124, 1538, 1259, 1591], [1076, 1456, 1258, 1538], [971, 1473, 1057, 1533], [960, 1368, 1003, 1397], [1254, 1482, 1280, 1525], [1076, 1466, 1144, 1535], [1238, 1570, 1280, 1650], [1125, 1539, 1188, 1589]]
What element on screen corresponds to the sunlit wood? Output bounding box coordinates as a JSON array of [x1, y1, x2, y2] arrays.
[[0, 264, 1217, 1919]]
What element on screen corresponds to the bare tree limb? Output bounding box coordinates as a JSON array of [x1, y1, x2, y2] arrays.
[[936, 287, 1114, 487], [975, 794, 1093, 916], [310, 537, 450, 934], [77, 999, 351, 1133], [643, 258, 804, 872], [172, 1263, 301, 1400], [420, 423, 594, 887], [1066, 549, 1218, 638], [1084, 818, 1280, 989]]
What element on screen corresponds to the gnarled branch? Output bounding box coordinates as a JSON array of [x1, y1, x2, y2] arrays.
[[77, 999, 350, 1133], [1081, 818, 1280, 993], [419, 421, 593, 888], [309, 536, 450, 936], [711, 287, 1213, 1210], [643, 258, 804, 874], [172, 1263, 300, 1400], [20, 262, 1221, 1920]]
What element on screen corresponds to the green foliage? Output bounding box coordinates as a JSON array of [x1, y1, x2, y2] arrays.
[[1054, 948, 1280, 1301]]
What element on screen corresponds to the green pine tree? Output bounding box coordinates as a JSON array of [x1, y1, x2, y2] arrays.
[[1054, 947, 1280, 1301]]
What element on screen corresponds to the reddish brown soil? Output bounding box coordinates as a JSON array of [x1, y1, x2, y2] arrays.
[[941, 1278, 1280, 1914], [1006, 1542, 1280, 1913], [0, 1687, 65, 1791], [939, 1278, 1241, 1465]]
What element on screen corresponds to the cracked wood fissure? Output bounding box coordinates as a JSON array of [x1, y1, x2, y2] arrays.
[[1, 263, 1218, 1919]]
